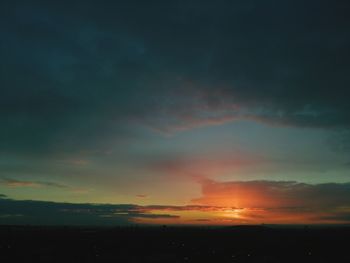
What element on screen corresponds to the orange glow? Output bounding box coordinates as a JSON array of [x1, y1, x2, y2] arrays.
[[221, 208, 246, 220], [132, 206, 350, 226], [130, 179, 350, 225]]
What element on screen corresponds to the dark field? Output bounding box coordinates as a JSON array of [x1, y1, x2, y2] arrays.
[[0, 225, 349, 262]]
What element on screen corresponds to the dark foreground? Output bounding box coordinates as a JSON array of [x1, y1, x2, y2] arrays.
[[1, 225, 349, 263]]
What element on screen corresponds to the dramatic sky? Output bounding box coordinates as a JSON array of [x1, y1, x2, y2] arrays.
[[1, 0, 350, 225]]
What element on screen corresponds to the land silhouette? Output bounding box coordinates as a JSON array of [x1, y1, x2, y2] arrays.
[[1, 225, 349, 262]]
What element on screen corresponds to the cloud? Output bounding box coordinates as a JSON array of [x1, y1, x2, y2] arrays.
[[1, 0, 350, 156], [317, 212, 350, 222], [136, 194, 148, 198], [192, 179, 350, 224], [0, 177, 68, 188], [0, 198, 180, 225], [149, 154, 261, 178], [2, 179, 350, 225], [70, 188, 91, 194], [0, 198, 235, 225], [142, 205, 236, 212], [193, 179, 350, 208], [0, 178, 90, 195], [0, 2, 349, 226]]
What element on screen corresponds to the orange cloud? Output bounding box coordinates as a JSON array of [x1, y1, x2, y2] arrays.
[[190, 179, 350, 224]]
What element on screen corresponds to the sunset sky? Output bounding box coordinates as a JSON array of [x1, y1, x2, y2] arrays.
[[1, 0, 350, 225]]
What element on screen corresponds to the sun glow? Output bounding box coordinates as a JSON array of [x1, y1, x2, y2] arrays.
[[222, 208, 244, 219]]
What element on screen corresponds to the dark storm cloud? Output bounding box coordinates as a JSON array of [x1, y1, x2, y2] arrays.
[[1, 0, 350, 154]]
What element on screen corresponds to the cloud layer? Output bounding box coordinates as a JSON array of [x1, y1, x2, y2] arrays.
[[1, 0, 350, 155], [1, 178, 350, 225], [0, 196, 178, 225], [192, 179, 350, 224]]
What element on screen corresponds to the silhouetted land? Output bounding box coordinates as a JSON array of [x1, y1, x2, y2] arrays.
[[1, 225, 349, 262]]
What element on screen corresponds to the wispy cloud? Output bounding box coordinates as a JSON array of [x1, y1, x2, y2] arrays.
[[0, 178, 90, 195], [136, 194, 148, 198], [149, 154, 262, 178], [0, 178, 68, 188]]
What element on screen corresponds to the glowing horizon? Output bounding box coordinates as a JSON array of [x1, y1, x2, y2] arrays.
[[1, 0, 350, 226]]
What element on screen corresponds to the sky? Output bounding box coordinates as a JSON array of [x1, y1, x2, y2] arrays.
[[1, 0, 350, 225]]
